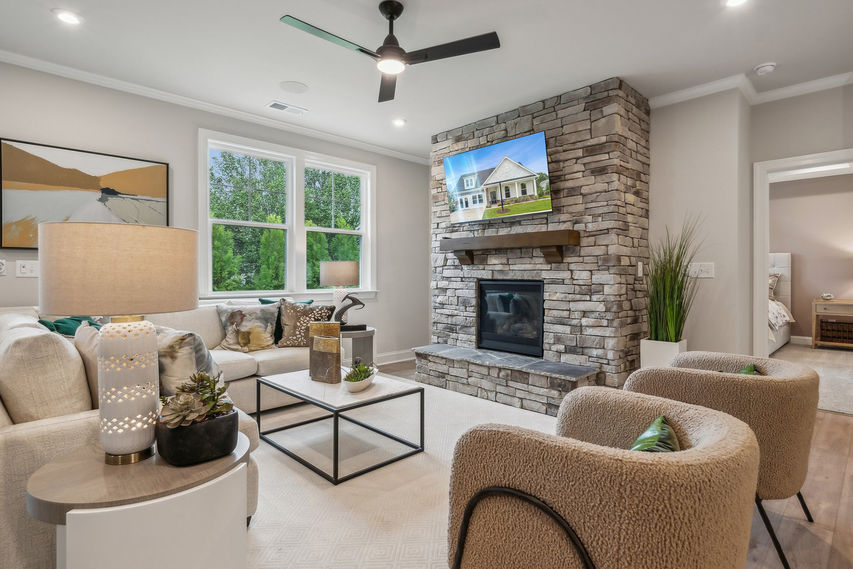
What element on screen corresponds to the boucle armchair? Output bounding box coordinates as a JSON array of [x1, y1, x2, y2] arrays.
[[448, 386, 760, 569], [624, 351, 819, 569]]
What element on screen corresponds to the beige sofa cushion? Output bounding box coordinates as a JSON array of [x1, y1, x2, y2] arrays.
[[73, 323, 100, 409], [145, 305, 224, 349], [252, 347, 310, 376], [0, 312, 42, 334], [210, 349, 258, 381], [0, 326, 91, 423], [0, 402, 12, 428]]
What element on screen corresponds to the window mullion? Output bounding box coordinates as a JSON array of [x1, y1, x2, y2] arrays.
[[291, 156, 306, 293]]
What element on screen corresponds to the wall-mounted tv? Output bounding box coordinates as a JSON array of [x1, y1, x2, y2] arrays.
[[443, 131, 551, 224]]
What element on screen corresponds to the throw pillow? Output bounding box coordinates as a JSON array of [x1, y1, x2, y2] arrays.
[[156, 326, 224, 395], [768, 273, 781, 299], [259, 297, 314, 344], [216, 304, 278, 352], [0, 325, 91, 423], [630, 415, 681, 452], [278, 299, 335, 347], [737, 363, 763, 375], [38, 316, 102, 336], [73, 322, 101, 409]]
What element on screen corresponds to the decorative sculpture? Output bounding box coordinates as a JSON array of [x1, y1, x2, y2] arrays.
[[333, 293, 366, 331]]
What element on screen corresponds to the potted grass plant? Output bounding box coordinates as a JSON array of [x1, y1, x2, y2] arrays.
[[343, 359, 377, 393], [641, 220, 700, 367], [155, 372, 237, 467]]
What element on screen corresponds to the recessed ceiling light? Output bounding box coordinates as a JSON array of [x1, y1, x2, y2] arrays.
[[753, 62, 777, 76], [52, 9, 82, 25], [725, 0, 748, 6], [279, 81, 309, 94], [392, 118, 406, 127]]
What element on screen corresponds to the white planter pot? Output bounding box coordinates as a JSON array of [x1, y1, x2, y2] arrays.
[[640, 338, 687, 368]]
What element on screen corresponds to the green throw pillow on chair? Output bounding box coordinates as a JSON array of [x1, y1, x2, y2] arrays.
[[736, 363, 762, 375], [630, 415, 681, 452]]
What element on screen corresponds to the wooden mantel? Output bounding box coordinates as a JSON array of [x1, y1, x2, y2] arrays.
[[439, 229, 580, 265]]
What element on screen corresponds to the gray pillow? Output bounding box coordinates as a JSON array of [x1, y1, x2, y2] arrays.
[[278, 300, 335, 347], [216, 304, 278, 352], [155, 326, 223, 395]]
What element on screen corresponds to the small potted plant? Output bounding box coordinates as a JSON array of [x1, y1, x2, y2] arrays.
[[156, 372, 237, 467], [343, 359, 377, 393]]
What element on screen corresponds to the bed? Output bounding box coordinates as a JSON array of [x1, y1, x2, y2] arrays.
[[768, 252, 795, 355]]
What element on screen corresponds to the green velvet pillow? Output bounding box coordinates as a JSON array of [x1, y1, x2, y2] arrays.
[[737, 363, 763, 375], [38, 316, 102, 336], [630, 415, 681, 453], [258, 298, 314, 344]]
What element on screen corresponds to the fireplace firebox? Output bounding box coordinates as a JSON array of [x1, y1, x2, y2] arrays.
[[477, 280, 544, 357]]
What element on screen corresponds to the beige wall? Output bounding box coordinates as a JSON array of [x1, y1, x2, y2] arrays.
[[752, 85, 853, 163], [649, 89, 753, 354], [0, 62, 431, 362], [770, 174, 853, 337]]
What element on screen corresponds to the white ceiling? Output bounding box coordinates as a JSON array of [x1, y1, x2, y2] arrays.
[[0, 0, 851, 160]]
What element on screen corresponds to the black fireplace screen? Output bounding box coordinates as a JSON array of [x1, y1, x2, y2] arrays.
[[477, 280, 544, 357]]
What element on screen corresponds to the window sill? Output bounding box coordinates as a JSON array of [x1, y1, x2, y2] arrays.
[[198, 290, 379, 303]]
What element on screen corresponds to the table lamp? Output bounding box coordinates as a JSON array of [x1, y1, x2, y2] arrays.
[[39, 222, 198, 465], [319, 260, 365, 331]]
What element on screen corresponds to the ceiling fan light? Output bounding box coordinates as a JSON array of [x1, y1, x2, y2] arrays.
[[377, 58, 405, 75]]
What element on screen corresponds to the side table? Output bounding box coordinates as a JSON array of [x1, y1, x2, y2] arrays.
[[342, 326, 376, 364], [27, 433, 250, 569]]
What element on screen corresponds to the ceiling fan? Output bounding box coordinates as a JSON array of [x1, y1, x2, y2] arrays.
[[280, 1, 500, 103]]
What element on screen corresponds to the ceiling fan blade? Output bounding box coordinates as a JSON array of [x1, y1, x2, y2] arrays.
[[280, 15, 378, 59], [378, 74, 397, 103], [406, 32, 500, 65]]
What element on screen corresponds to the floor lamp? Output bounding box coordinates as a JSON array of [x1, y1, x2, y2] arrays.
[[39, 222, 198, 464]]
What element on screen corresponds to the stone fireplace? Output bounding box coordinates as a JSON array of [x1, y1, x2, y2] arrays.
[[415, 77, 650, 414]]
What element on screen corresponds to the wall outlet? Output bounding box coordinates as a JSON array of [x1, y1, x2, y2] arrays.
[[688, 262, 715, 278], [0, 259, 6, 276], [16, 260, 39, 278]]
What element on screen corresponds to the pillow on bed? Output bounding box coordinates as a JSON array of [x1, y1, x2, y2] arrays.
[[768, 273, 782, 299]]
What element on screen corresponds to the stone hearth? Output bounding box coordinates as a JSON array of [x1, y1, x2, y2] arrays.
[[418, 76, 650, 409], [414, 344, 598, 416]]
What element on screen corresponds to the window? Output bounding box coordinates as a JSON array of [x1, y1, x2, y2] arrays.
[[504, 186, 511, 198], [490, 191, 497, 203], [463, 176, 475, 189], [521, 182, 527, 196], [200, 130, 375, 297]]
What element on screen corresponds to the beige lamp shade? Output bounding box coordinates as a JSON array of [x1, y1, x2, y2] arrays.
[[319, 260, 359, 287], [38, 222, 198, 316]]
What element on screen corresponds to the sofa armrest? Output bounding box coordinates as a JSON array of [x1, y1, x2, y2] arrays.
[[0, 409, 100, 569]]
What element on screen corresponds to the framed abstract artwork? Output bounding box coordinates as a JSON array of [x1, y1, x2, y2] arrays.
[[0, 138, 169, 249]]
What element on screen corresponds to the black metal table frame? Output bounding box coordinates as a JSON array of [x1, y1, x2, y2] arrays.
[[255, 377, 425, 485]]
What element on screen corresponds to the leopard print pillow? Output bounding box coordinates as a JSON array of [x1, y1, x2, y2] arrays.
[[277, 300, 335, 347]]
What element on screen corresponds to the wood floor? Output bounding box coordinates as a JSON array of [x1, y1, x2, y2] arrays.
[[379, 360, 853, 569]]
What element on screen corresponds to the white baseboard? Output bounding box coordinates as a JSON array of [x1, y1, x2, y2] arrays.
[[790, 336, 812, 345], [375, 349, 415, 365]]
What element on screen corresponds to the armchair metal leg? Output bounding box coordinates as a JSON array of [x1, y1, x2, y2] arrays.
[[796, 491, 814, 523], [755, 497, 791, 569]]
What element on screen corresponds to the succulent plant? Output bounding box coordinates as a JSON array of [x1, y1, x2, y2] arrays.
[[344, 359, 376, 382], [160, 392, 212, 428], [159, 371, 234, 429]]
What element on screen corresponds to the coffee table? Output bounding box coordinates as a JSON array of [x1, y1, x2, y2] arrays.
[[256, 370, 424, 484]]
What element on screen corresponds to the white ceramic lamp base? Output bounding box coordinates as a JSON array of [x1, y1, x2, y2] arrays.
[[97, 319, 159, 464]]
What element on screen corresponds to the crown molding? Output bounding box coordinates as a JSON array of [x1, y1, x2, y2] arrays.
[[0, 50, 430, 166], [650, 70, 852, 110]]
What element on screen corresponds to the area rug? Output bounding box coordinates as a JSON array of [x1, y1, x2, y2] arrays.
[[772, 344, 853, 415], [247, 377, 555, 569]]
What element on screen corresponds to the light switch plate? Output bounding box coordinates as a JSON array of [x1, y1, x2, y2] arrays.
[[688, 262, 715, 279], [16, 260, 39, 278], [0, 259, 6, 276]]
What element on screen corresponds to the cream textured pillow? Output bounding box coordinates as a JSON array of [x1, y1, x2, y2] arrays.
[[768, 273, 781, 299], [73, 322, 101, 409], [156, 326, 223, 394], [216, 304, 278, 352], [278, 300, 335, 347], [0, 326, 91, 423]]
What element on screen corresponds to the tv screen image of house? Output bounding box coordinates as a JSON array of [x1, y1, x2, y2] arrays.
[[443, 131, 551, 224]]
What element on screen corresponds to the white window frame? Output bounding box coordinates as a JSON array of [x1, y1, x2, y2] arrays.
[[198, 129, 377, 301], [463, 176, 475, 189]]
